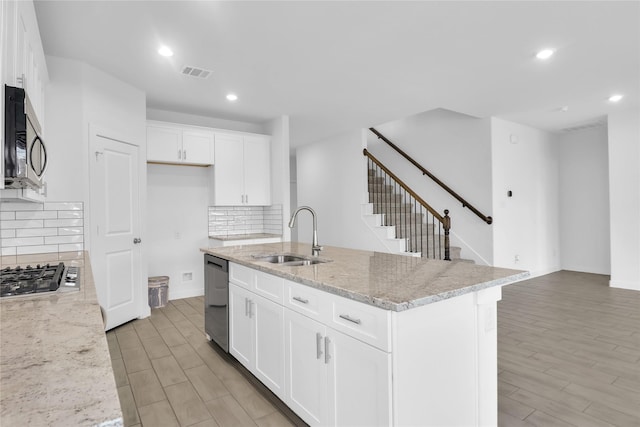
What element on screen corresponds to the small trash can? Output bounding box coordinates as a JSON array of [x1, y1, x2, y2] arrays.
[[148, 276, 169, 309]]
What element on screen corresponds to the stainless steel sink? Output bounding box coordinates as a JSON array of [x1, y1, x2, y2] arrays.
[[259, 254, 308, 264], [253, 253, 330, 266]]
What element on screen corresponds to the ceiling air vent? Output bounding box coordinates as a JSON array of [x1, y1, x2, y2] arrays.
[[181, 65, 212, 79], [560, 118, 607, 133]]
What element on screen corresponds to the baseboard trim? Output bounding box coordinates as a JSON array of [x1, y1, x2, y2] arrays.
[[609, 279, 640, 291], [169, 287, 204, 301]]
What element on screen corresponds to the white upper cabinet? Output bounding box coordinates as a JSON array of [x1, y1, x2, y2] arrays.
[[212, 132, 271, 206], [1, 0, 48, 196], [146, 122, 214, 166], [1, 0, 47, 128]]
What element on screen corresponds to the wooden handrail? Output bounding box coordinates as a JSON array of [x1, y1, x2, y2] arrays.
[[369, 127, 493, 225], [363, 149, 445, 224]]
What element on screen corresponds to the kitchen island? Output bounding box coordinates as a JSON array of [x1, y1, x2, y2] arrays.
[[202, 242, 528, 426], [0, 252, 123, 427]]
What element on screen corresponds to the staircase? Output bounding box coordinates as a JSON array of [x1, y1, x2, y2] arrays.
[[362, 167, 463, 260]]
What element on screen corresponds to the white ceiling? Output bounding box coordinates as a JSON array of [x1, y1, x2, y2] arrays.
[[34, 1, 640, 147]]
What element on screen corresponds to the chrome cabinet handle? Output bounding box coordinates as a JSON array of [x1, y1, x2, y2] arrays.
[[178, 149, 182, 160], [339, 314, 361, 325], [316, 332, 323, 359], [293, 296, 309, 304], [249, 300, 253, 318], [133, 238, 142, 244], [183, 149, 187, 160], [245, 298, 249, 316], [324, 336, 331, 364]]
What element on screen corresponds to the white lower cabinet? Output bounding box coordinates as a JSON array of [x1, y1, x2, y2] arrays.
[[284, 310, 328, 425], [326, 328, 391, 426], [284, 309, 391, 427], [229, 282, 285, 399], [226, 262, 502, 426], [229, 283, 253, 366]]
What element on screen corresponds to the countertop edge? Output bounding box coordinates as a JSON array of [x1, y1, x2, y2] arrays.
[[201, 247, 529, 311]]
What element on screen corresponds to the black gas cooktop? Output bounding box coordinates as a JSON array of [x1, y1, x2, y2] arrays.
[[0, 263, 75, 297]]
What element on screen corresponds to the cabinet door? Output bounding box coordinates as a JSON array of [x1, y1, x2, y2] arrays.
[[147, 126, 182, 163], [284, 310, 327, 426], [243, 135, 271, 206], [182, 129, 214, 165], [326, 329, 392, 427], [213, 133, 245, 205], [229, 283, 253, 368], [253, 294, 285, 399]]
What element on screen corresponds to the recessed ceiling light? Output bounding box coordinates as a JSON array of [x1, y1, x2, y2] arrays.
[[608, 94, 624, 102], [536, 49, 554, 60], [226, 93, 238, 101], [158, 46, 174, 57]]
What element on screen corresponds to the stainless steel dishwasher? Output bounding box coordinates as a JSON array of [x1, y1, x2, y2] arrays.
[[204, 254, 229, 352]]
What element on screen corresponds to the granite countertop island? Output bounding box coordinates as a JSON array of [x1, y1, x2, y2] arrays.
[[202, 242, 528, 311], [0, 252, 122, 427]]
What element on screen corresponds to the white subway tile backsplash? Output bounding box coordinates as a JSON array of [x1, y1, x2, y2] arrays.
[[17, 245, 58, 255], [207, 204, 283, 237], [15, 210, 58, 220], [0, 202, 84, 255], [45, 235, 83, 245], [1, 202, 43, 212], [1, 237, 44, 247], [58, 227, 83, 236], [2, 220, 45, 229], [17, 228, 58, 237], [57, 211, 83, 219], [58, 243, 84, 252], [44, 202, 83, 211], [44, 218, 83, 228], [1, 247, 17, 256], [1, 229, 16, 238]]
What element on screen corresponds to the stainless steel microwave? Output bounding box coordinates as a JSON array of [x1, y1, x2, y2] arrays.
[[4, 85, 47, 189]]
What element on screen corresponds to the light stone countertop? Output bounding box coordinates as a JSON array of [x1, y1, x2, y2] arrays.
[[201, 242, 529, 311], [209, 233, 282, 241], [0, 252, 123, 427]]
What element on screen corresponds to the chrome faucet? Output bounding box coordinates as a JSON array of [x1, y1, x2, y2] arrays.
[[288, 206, 323, 256]]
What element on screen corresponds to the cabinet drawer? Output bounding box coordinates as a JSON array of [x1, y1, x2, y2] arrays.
[[284, 280, 327, 321], [254, 270, 284, 304], [330, 296, 391, 352], [230, 263, 253, 290]]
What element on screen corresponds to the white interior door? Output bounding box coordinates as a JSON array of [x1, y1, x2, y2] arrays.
[[90, 126, 142, 331]]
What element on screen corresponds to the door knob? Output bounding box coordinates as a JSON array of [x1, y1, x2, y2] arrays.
[[133, 238, 142, 244]]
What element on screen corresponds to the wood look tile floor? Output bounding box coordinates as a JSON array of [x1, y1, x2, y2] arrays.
[[107, 296, 302, 427], [108, 271, 640, 427], [498, 271, 640, 427]]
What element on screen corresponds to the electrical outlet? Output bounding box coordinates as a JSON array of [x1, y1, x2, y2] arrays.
[[514, 254, 520, 263], [182, 272, 193, 282], [174, 232, 181, 239]]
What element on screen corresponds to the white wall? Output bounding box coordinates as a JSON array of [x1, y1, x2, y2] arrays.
[[295, 129, 387, 252], [608, 109, 640, 291], [264, 115, 291, 241], [147, 108, 265, 134], [42, 56, 84, 201], [368, 109, 493, 264], [558, 126, 610, 275], [44, 55, 148, 315], [491, 118, 561, 276], [147, 164, 210, 300]]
